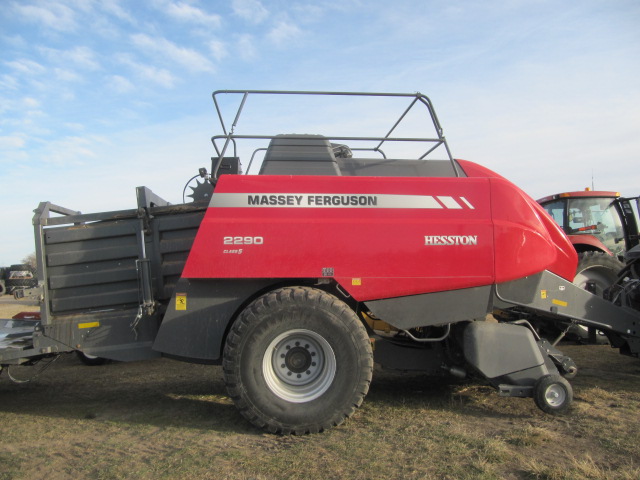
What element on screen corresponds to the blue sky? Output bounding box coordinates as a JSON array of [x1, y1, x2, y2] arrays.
[[1, 0, 639, 265]]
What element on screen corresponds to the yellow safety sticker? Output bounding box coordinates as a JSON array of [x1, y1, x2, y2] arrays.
[[352, 278, 362, 286], [176, 293, 187, 311], [78, 322, 100, 329], [541, 290, 547, 299], [552, 299, 568, 307]]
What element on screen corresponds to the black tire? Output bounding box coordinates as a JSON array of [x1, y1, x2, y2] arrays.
[[574, 251, 624, 295], [223, 286, 373, 434], [6, 264, 37, 289], [76, 351, 108, 366], [534, 374, 573, 414]]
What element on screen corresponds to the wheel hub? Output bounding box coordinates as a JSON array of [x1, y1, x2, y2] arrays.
[[263, 329, 336, 403], [544, 384, 566, 407], [285, 346, 313, 373]]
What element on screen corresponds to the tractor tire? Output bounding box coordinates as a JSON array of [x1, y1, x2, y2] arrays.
[[6, 264, 37, 289], [533, 374, 573, 414], [223, 286, 373, 435], [573, 252, 624, 296]]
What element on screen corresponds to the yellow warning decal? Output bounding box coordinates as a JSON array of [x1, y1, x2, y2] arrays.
[[78, 322, 100, 329], [176, 293, 187, 311], [540, 290, 547, 299], [352, 278, 362, 286], [552, 299, 568, 307]]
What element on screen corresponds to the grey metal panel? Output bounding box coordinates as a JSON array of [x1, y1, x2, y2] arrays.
[[44, 220, 139, 243], [494, 271, 640, 336], [146, 209, 206, 301], [159, 237, 199, 254], [161, 259, 189, 277], [51, 285, 139, 312], [153, 210, 205, 229], [338, 158, 465, 178], [28, 194, 206, 364], [260, 135, 341, 176], [463, 322, 544, 379], [48, 264, 137, 289], [43, 308, 160, 362], [46, 244, 139, 267], [365, 285, 493, 329], [42, 215, 142, 314], [42, 208, 139, 226], [153, 278, 281, 361]]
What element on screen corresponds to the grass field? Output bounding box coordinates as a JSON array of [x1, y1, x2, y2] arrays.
[[1, 301, 639, 479]]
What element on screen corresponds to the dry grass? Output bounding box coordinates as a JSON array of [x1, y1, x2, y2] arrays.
[[1, 300, 640, 479]]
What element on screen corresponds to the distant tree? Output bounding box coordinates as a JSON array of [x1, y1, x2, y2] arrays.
[[22, 252, 38, 272]]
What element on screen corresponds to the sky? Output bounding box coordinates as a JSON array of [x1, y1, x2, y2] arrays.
[[1, 0, 639, 266]]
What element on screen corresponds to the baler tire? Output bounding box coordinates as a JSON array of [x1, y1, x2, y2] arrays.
[[6, 264, 37, 289], [534, 374, 573, 415], [76, 351, 108, 366], [223, 286, 373, 435]]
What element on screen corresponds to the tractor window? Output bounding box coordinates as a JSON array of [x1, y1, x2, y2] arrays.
[[567, 198, 624, 256], [542, 200, 566, 230]]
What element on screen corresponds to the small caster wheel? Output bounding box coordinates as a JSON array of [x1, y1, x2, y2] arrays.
[[534, 374, 573, 414]]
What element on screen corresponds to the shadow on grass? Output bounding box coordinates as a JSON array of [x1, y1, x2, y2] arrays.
[[0, 354, 257, 435], [2, 344, 636, 434]]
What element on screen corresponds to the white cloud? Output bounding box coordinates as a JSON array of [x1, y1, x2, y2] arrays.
[[161, 1, 222, 28], [0, 135, 26, 149], [39, 46, 101, 71], [2, 34, 27, 48], [108, 75, 135, 94], [42, 135, 108, 166], [232, 0, 269, 24], [12, 1, 78, 32], [100, 0, 136, 23], [4, 59, 46, 75], [54, 68, 83, 83], [208, 40, 228, 62], [23, 97, 40, 108], [267, 19, 302, 45], [0, 74, 20, 90], [130, 33, 215, 73], [236, 34, 257, 60], [117, 54, 177, 88]]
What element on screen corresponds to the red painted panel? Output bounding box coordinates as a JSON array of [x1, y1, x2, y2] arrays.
[[183, 160, 577, 301]]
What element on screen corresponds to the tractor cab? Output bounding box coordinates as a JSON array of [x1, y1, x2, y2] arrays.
[[538, 190, 639, 260]]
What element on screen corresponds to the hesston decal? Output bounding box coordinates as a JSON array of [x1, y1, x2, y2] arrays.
[[424, 235, 479, 246]]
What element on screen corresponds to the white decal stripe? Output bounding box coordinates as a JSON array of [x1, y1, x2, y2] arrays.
[[436, 196, 462, 209], [210, 193, 471, 209], [460, 197, 475, 209]]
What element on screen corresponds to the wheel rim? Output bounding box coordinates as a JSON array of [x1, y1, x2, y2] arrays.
[[573, 266, 617, 295], [544, 383, 567, 407], [262, 329, 336, 403]]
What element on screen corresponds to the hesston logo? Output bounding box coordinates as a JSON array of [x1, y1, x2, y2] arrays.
[[424, 235, 478, 246]]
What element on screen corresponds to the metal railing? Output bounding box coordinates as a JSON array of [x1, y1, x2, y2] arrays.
[[210, 90, 459, 180]]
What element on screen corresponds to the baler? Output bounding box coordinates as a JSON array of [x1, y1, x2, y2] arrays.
[[2, 91, 639, 434]]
